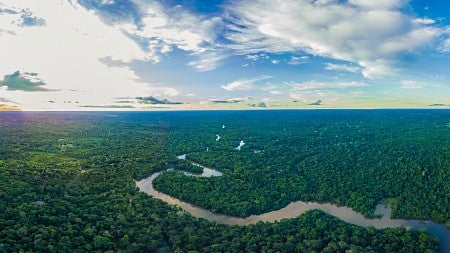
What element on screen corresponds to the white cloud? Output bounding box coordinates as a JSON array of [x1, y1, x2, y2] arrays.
[[187, 51, 227, 71], [289, 81, 328, 91], [413, 18, 436, 25], [269, 90, 283, 95], [260, 85, 284, 95], [225, 0, 443, 78], [221, 75, 271, 91], [360, 60, 393, 78], [271, 60, 280, 64], [152, 87, 180, 97], [244, 53, 270, 62], [437, 37, 450, 53], [348, 0, 407, 10], [20, 72, 43, 84], [120, 2, 222, 70], [288, 80, 367, 91], [0, 0, 181, 110], [245, 54, 260, 61], [289, 90, 341, 104], [288, 56, 309, 65], [400, 80, 423, 89], [325, 63, 360, 73], [100, 0, 115, 5]]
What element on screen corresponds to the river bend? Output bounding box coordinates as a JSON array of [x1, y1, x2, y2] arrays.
[[136, 160, 450, 252]]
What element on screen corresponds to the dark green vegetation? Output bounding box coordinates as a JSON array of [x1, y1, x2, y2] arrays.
[[0, 110, 445, 252], [154, 110, 450, 225]]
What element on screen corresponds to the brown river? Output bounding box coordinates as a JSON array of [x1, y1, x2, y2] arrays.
[[136, 160, 450, 252]]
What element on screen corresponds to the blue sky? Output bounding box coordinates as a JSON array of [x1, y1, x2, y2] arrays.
[[1, 0, 450, 110]]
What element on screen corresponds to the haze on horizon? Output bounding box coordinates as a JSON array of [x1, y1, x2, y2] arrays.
[[1, 0, 450, 111]]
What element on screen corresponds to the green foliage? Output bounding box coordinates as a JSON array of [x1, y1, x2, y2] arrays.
[[155, 110, 450, 225], [0, 110, 444, 252], [168, 159, 204, 174]]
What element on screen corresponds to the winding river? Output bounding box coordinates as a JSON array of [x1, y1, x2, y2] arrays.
[[136, 159, 450, 252]]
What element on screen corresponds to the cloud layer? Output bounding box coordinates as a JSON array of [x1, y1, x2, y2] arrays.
[[117, 1, 223, 70], [0, 0, 165, 109], [0, 0, 228, 109], [1, 0, 449, 110], [221, 76, 271, 91], [225, 0, 445, 78]]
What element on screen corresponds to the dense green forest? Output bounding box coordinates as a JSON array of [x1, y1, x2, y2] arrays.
[[0, 110, 446, 252], [154, 110, 450, 224]]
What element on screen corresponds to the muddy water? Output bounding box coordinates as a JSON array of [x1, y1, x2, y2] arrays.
[[136, 161, 449, 252]]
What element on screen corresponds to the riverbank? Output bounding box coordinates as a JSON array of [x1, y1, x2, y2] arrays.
[[137, 159, 450, 252]]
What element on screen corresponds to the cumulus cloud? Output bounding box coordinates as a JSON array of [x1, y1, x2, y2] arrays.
[[245, 54, 261, 61], [347, 0, 407, 10], [0, 0, 179, 109], [325, 63, 360, 73], [100, 0, 115, 5], [221, 75, 271, 91], [437, 37, 450, 53], [225, 0, 443, 78], [270, 90, 283, 95], [413, 18, 436, 25], [288, 56, 309, 65], [0, 71, 57, 92], [118, 1, 223, 70]]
